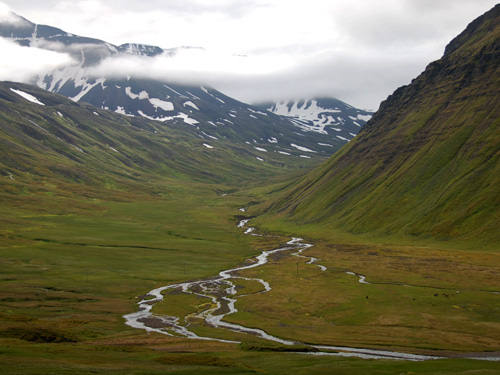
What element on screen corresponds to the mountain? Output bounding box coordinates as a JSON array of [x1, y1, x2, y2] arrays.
[[260, 97, 373, 143], [265, 4, 500, 245], [0, 81, 321, 191], [0, 12, 369, 157]]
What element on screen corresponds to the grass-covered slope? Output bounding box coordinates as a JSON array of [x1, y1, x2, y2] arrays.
[[265, 5, 500, 247], [0, 81, 319, 191]]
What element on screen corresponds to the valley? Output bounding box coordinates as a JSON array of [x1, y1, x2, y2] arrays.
[[0, 2, 499, 375], [129, 217, 498, 361], [1, 176, 499, 374]]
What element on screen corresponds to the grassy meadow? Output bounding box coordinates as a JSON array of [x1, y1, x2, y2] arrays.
[[0, 172, 499, 374]]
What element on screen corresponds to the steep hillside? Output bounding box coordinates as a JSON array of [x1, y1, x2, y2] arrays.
[[0, 81, 318, 193], [265, 5, 500, 245]]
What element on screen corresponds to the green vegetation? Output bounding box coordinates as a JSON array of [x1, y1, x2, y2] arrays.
[[261, 5, 500, 248], [0, 82, 319, 189], [1, 6, 500, 375], [2, 170, 498, 374]]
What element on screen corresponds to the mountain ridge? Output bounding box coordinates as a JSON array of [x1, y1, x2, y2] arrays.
[[260, 97, 372, 142], [263, 4, 500, 246], [0, 11, 371, 156], [0, 80, 324, 193]]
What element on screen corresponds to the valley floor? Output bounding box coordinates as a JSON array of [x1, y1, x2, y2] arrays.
[[0, 176, 499, 374]]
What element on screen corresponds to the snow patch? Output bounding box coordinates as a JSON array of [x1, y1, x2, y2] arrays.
[[10, 88, 45, 106], [270, 99, 344, 134], [137, 110, 171, 122], [71, 79, 106, 102], [267, 137, 278, 144], [336, 135, 349, 141], [201, 86, 225, 103], [149, 98, 174, 111], [201, 131, 218, 140], [318, 142, 333, 147], [186, 91, 201, 100], [203, 143, 214, 149], [163, 84, 185, 97], [115, 106, 134, 117], [290, 143, 316, 153], [357, 114, 372, 121], [278, 151, 291, 155], [139, 111, 199, 125], [125, 87, 149, 100], [178, 112, 199, 125], [247, 108, 268, 116], [183, 101, 199, 110], [254, 147, 267, 152]]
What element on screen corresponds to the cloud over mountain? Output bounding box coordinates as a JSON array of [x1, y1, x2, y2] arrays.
[[1, 0, 498, 108], [0, 37, 73, 82]]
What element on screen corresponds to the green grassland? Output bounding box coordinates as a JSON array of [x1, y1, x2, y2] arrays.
[[1, 9, 500, 372], [0, 135, 498, 374], [0, 116, 499, 373], [1, 179, 500, 375], [224, 233, 500, 352]]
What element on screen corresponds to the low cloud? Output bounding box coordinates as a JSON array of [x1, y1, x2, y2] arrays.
[[88, 47, 294, 81], [0, 2, 25, 24], [83, 43, 430, 109], [0, 37, 73, 83], [1, 0, 498, 108]]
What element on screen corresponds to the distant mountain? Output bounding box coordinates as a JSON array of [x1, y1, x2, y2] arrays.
[[260, 97, 373, 143], [0, 12, 368, 157], [0, 81, 321, 188], [266, 4, 500, 245]]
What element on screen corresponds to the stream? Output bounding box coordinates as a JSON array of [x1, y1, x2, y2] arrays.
[[123, 212, 499, 362]]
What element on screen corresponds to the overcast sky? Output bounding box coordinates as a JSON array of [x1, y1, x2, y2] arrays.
[[0, 0, 498, 109]]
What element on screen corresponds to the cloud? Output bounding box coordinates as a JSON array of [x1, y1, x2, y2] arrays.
[[1, 0, 498, 108], [0, 1, 11, 16], [207, 49, 429, 110], [0, 2, 27, 25], [329, 0, 499, 48], [0, 37, 73, 83], [77, 44, 426, 110], [88, 47, 294, 80]]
